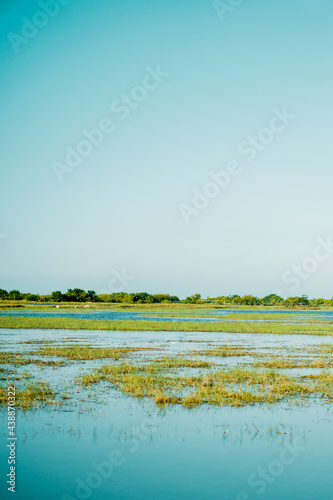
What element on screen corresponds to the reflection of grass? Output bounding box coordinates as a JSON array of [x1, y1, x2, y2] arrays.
[[0, 382, 56, 410], [34, 345, 147, 360], [1, 316, 333, 335]]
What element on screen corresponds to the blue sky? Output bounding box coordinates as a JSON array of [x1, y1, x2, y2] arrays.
[[1, 0, 332, 298]]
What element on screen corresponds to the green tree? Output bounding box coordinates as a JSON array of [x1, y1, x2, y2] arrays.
[[262, 294, 283, 306], [240, 295, 260, 306], [184, 294, 201, 304], [131, 292, 153, 303], [8, 290, 22, 300], [25, 293, 38, 301], [87, 290, 99, 302], [51, 291, 63, 302], [64, 289, 88, 302]]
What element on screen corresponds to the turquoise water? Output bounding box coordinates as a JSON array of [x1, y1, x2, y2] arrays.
[[1, 399, 333, 500], [1, 314, 333, 499], [1, 309, 333, 322]]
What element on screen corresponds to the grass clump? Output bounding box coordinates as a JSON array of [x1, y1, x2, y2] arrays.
[[0, 352, 66, 367], [156, 357, 211, 369], [0, 382, 56, 410], [252, 357, 332, 370], [1, 316, 333, 336], [195, 346, 252, 358], [77, 361, 312, 409], [34, 345, 144, 360], [302, 372, 333, 400]]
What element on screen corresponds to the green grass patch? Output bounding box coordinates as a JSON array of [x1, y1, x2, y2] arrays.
[[194, 346, 253, 357], [0, 382, 56, 410], [252, 357, 332, 370], [0, 352, 66, 367], [77, 361, 313, 408], [34, 345, 148, 360], [1, 316, 333, 335]]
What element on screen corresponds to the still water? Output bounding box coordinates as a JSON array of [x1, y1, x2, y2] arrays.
[[1, 309, 333, 323], [1, 394, 332, 500], [1, 324, 333, 499]]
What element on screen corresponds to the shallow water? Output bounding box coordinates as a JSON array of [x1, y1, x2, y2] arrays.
[[1, 308, 333, 323], [1, 321, 333, 499], [1, 396, 333, 500]]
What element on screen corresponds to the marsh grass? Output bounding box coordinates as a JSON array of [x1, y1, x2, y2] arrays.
[[194, 346, 253, 357], [0, 352, 66, 367], [2, 307, 333, 410], [156, 357, 212, 369], [142, 312, 330, 323], [1, 316, 333, 335], [34, 344, 149, 360], [309, 344, 333, 355], [252, 357, 333, 370], [77, 359, 314, 408], [302, 372, 333, 400], [0, 381, 56, 410]]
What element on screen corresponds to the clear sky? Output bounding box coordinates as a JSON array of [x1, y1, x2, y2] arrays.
[[1, 0, 332, 299]]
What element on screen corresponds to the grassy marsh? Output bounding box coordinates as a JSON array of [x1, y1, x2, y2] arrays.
[[77, 361, 315, 408], [194, 346, 253, 357], [0, 352, 67, 367], [0, 381, 56, 410], [251, 357, 332, 370], [1, 306, 333, 411], [33, 344, 150, 360], [1, 316, 333, 335]]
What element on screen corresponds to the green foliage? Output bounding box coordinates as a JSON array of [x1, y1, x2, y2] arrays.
[[0, 289, 8, 300], [8, 290, 22, 300], [24, 293, 38, 301], [0, 287, 332, 307], [281, 295, 310, 308], [261, 294, 283, 306], [239, 295, 260, 306], [51, 291, 63, 302], [184, 294, 201, 304]]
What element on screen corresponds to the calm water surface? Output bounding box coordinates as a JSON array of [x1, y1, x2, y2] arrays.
[[1, 308, 333, 323], [1, 317, 332, 499]]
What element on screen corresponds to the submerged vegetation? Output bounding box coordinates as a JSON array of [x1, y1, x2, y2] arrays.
[[77, 361, 319, 408], [1, 331, 333, 409], [1, 304, 333, 411]]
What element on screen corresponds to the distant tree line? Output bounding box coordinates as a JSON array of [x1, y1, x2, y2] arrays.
[[0, 289, 180, 304], [202, 293, 331, 308], [0, 288, 333, 307]]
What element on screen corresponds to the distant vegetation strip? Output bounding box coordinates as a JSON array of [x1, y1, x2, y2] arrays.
[[1, 288, 333, 307], [0, 316, 332, 335]]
